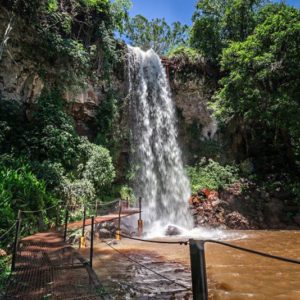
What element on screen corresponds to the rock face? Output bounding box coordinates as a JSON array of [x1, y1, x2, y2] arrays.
[[0, 7, 125, 139], [166, 58, 221, 163], [0, 11, 43, 105], [189, 182, 300, 230], [171, 78, 217, 138]]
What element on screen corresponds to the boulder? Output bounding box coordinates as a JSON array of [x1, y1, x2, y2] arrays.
[[225, 211, 250, 229], [98, 228, 111, 239], [165, 225, 182, 236]]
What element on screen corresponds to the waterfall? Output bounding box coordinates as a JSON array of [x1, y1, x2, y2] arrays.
[[127, 46, 193, 233]]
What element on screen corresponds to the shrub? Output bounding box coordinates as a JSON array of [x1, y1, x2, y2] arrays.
[[0, 164, 59, 236], [59, 178, 96, 206], [78, 141, 116, 193], [119, 184, 135, 201], [0, 256, 10, 293], [167, 45, 202, 63], [186, 158, 239, 193]]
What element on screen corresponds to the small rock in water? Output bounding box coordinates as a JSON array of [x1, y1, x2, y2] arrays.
[[108, 239, 118, 245], [165, 225, 182, 236], [98, 228, 111, 238]]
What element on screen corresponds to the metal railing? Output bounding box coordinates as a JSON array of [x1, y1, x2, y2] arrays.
[[189, 239, 300, 300]]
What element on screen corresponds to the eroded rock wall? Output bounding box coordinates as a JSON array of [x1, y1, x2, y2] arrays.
[[0, 6, 126, 139]]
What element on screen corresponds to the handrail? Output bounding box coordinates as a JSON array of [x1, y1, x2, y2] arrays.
[[189, 238, 300, 300], [204, 239, 300, 265], [20, 202, 61, 214], [0, 221, 17, 241], [116, 232, 189, 245]]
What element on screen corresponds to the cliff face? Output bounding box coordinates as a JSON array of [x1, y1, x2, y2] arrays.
[[0, 7, 126, 139], [0, 10, 43, 114], [166, 56, 220, 164]]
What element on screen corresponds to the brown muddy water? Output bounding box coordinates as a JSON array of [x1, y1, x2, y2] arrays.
[[80, 230, 300, 299]]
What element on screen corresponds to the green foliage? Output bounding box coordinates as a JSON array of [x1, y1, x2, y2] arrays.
[[30, 160, 65, 189], [190, 14, 223, 62], [214, 3, 300, 169], [125, 15, 189, 55], [25, 90, 81, 169], [3, 0, 132, 85], [186, 159, 239, 192], [59, 178, 96, 205], [191, 0, 266, 62], [111, 0, 132, 34], [0, 99, 25, 154], [0, 164, 58, 234], [78, 141, 116, 193], [167, 45, 202, 62], [0, 256, 11, 292], [290, 182, 300, 207], [95, 90, 120, 149], [43, 33, 90, 69], [47, 0, 58, 12], [0, 87, 116, 237], [119, 184, 134, 201]]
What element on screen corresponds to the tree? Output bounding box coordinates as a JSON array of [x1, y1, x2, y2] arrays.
[[191, 0, 266, 62], [24, 90, 81, 170], [214, 3, 300, 170], [125, 14, 189, 55]]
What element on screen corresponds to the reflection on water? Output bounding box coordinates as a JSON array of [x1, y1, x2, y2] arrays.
[[206, 230, 300, 300], [81, 230, 300, 299]]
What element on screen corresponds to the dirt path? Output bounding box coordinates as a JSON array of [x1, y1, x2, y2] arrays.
[[4, 231, 107, 300]]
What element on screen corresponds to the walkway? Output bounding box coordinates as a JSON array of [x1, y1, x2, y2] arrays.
[[67, 210, 140, 230], [4, 231, 108, 300], [3, 207, 141, 299]]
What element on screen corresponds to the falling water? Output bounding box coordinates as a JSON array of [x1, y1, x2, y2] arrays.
[[127, 46, 193, 233]]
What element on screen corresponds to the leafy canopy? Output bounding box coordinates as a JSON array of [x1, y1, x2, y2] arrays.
[[214, 3, 300, 169], [191, 0, 266, 62], [125, 14, 189, 55]]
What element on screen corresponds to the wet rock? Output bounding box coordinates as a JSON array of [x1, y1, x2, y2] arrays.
[[225, 211, 250, 229], [165, 225, 182, 236], [121, 224, 136, 236], [98, 228, 111, 239], [108, 239, 118, 245]]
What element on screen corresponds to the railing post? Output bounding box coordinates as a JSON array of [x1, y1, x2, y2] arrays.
[[55, 206, 58, 229], [90, 216, 94, 268], [116, 200, 122, 240], [138, 197, 143, 236], [95, 200, 98, 217], [189, 239, 208, 300], [11, 219, 20, 272], [82, 206, 86, 237], [64, 209, 69, 242]]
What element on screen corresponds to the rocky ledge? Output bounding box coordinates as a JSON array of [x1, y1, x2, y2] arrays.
[[189, 182, 300, 230]]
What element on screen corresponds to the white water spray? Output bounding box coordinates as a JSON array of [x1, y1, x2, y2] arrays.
[[127, 46, 193, 234]]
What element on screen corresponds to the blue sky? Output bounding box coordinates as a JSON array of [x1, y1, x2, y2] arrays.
[[129, 0, 300, 25]]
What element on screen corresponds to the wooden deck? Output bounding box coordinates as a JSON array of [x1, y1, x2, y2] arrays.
[[67, 210, 140, 229]]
